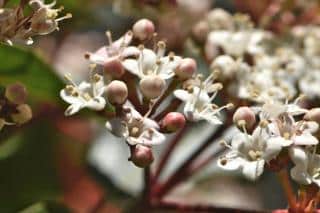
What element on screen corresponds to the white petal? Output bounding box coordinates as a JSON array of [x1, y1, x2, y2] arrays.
[[106, 118, 127, 137], [289, 147, 308, 169], [290, 165, 312, 185], [122, 59, 141, 77], [65, 103, 83, 116], [242, 160, 265, 181], [60, 89, 84, 105], [85, 96, 106, 110], [143, 117, 159, 130], [268, 137, 292, 147], [263, 138, 282, 161], [141, 49, 157, 71], [122, 46, 140, 58], [218, 154, 243, 171], [293, 133, 318, 146], [173, 89, 191, 102]]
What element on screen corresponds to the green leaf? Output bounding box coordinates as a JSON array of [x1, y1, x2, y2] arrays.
[[19, 201, 70, 213], [0, 45, 64, 103], [0, 121, 62, 212], [0, 133, 22, 160], [19, 202, 49, 213]]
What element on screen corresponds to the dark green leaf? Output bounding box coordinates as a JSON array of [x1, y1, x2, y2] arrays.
[[0, 45, 64, 103]]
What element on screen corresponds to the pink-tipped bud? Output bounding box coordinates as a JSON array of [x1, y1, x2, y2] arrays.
[[11, 104, 32, 124], [129, 144, 154, 168], [104, 58, 125, 78], [106, 80, 128, 105], [5, 83, 27, 105], [304, 108, 320, 123], [233, 106, 256, 129], [139, 76, 165, 99], [175, 58, 197, 80], [161, 112, 186, 133], [132, 19, 155, 40]]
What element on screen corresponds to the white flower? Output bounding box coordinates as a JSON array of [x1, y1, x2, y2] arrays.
[[60, 74, 106, 116], [218, 126, 282, 180], [106, 105, 165, 146], [255, 98, 308, 121], [205, 30, 269, 59], [174, 78, 228, 124], [122, 44, 181, 80], [289, 147, 320, 187], [299, 70, 320, 99], [86, 31, 139, 65], [29, 0, 71, 35]]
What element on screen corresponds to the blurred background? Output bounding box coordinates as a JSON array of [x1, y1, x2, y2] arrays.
[[2, 0, 319, 212]]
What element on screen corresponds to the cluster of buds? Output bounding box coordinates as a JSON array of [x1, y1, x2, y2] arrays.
[[0, 0, 71, 45], [0, 83, 32, 130], [60, 18, 232, 168]]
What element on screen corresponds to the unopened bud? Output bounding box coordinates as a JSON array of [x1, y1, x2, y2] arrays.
[[5, 83, 27, 105], [304, 108, 320, 123], [233, 107, 256, 129], [129, 144, 154, 168], [132, 19, 155, 40], [175, 58, 197, 80], [161, 112, 186, 133], [210, 55, 236, 79], [11, 104, 32, 124], [106, 80, 128, 105], [103, 58, 125, 78], [139, 76, 165, 99]]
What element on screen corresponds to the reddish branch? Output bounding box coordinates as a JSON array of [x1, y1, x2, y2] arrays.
[[152, 120, 232, 199], [154, 127, 187, 181]]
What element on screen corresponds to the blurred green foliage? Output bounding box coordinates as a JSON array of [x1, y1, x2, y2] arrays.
[[0, 45, 63, 103]]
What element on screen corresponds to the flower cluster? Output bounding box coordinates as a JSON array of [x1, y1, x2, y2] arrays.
[[0, 83, 32, 130], [192, 9, 320, 104], [60, 19, 232, 168], [0, 0, 71, 45]]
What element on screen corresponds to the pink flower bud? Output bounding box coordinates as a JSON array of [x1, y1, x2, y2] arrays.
[[5, 83, 27, 105], [139, 76, 165, 99], [106, 80, 128, 105], [132, 19, 155, 40], [161, 112, 186, 133], [104, 58, 125, 78], [304, 108, 320, 123], [129, 144, 154, 168], [175, 58, 197, 80], [11, 104, 32, 124], [233, 106, 256, 129]]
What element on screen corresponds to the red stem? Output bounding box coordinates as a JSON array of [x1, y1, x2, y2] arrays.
[[152, 120, 231, 199], [153, 127, 187, 181]]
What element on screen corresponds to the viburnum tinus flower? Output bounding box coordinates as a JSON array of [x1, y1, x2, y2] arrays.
[[122, 42, 182, 80], [29, 0, 72, 35], [106, 104, 165, 146], [174, 74, 232, 124], [218, 126, 282, 180], [0, 0, 71, 45], [60, 73, 106, 116], [85, 31, 139, 72], [289, 147, 320, 187], [123, 43, 181, 99]]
